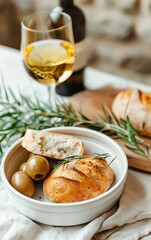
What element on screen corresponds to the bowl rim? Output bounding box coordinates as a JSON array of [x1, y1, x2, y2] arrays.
[[1, 126, 128, 207]]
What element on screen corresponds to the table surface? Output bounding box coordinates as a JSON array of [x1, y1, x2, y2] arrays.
[[0, 44, 150, 94], [1, 44, 151, 239]]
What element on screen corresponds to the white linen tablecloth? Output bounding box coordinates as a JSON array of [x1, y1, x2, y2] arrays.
[[1, 169, 151, 240], [1, 45, 151, 240]]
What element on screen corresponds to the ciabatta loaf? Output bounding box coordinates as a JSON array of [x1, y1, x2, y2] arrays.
[[43, 157, 114, 203], [21, 129, 84, 159], [112, 88, 151, 137]]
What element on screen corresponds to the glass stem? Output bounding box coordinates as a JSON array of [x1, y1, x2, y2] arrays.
[[47, 84, 56, 110]]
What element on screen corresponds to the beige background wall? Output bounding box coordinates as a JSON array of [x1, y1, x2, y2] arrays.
[[1, 0, 151, 85]]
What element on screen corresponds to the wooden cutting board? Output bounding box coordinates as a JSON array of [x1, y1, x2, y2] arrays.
[[70, 86, 151, 173]]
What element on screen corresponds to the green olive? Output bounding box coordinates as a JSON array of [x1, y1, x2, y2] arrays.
[[26, 155, 50, 181], [11, 171, 34, 197], [19, 162, 27, 172]]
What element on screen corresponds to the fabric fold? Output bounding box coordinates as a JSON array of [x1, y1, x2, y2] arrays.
[[1, 169, 151, 240]]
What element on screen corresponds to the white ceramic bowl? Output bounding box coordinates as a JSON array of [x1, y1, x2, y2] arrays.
[[1, 127, 128, 226]]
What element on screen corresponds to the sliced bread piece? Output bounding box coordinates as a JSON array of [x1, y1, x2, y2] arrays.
[[21, 129, 84, 159]]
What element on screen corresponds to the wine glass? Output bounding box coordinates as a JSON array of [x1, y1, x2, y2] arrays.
[[21, 10, 75, 108]]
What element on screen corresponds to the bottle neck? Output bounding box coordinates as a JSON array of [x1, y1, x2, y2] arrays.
[[59, 0, 74, 8]]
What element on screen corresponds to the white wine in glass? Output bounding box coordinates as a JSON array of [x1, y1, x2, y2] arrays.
[[21, 10, 75, 107]]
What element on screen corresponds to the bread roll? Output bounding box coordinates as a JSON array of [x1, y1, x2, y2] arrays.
[[21, 129, 84, 159], [43, 157, 114, 203], [112, 88, 151, 137], [112, 89, 134, 120]]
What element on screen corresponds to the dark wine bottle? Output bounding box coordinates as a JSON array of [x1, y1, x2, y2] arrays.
[[55, 0, 86, 96]]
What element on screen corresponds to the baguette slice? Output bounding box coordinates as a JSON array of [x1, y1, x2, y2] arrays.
[[21, 129, 84, 159]]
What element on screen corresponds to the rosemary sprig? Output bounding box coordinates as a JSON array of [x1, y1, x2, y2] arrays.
[[52, 153, 113, 172], [0, 82, 149, 159], [53, 155, 89, 172]]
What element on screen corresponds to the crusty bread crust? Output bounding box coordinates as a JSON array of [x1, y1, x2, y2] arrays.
[[21, 129, 84, 159], [112, 89, 134, 120], [43, 157, 114, 203], [112, 89, 151, 137]]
